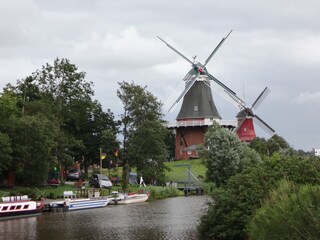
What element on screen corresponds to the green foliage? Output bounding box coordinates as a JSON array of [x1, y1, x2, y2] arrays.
[[197, 155, 320, 240], [250, 134, 291, 157], [200, 122, 261, 187], [117, 81, 166, 186], [9, 114, 58, 186], [249, 180, 320, 240], [145, 186, 183, 201], [200, 122, 241, 186], [127, 120, 169, 184], [0, 92, 20, 126], [0, 58, 120, 186], [0, 132, 12, 174], [238, 143, 262, 171]]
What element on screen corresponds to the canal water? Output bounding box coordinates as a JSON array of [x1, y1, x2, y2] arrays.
[[0, 195, 209, 240]]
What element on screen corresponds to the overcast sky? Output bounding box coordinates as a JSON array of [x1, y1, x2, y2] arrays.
[[1, 0, 320, 151]]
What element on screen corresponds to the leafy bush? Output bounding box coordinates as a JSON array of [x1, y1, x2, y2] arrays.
[[249, 180, 320, 240], [146, 186, 182, 201], [197, 155, 320, 240], [200, 123, 261, 187]]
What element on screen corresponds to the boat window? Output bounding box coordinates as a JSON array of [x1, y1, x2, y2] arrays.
[[2, 206, 8, 211], [16, 205, 22, 210], [10, 205, 16, 210], [23, 205, 29, 209]]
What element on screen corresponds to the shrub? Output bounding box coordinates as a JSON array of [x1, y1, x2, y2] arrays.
[[249, 180, 320, 239], [197, 155, 320, 240], [146, 186, 182, 201]]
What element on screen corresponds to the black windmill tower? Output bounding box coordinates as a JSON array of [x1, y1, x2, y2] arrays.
[[158, 31, 243, 159]]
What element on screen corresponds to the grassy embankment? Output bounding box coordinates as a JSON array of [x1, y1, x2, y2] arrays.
[[0, 159, 207, 200]]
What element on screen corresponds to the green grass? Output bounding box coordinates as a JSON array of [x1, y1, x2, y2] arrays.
[[89, 158, 207, 183], [164, 158, 206, 182], [97, 158, 207, 183], [89, 159, 207, 183]]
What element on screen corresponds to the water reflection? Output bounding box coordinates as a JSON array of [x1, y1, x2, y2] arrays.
[[0, 216, 37, 239], [1, 196, 209, 240]]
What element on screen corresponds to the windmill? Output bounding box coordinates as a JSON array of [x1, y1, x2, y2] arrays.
[[231, 87, 275, 142], [158, 31, 244, 160]]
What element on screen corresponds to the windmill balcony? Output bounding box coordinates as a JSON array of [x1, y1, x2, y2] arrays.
[[167, 118, 237, 128]]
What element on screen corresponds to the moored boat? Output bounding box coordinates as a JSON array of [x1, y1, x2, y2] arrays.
[[110, 191, 149, 205], [67, 198, 111, 210], [0, 195, 44, 220], [50, 197, 111, 211]]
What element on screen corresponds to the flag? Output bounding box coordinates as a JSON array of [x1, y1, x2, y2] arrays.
[[101, 153, 107, 160], [114, 149, 119, 157]]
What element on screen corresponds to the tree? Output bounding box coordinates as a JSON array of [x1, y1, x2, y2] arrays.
[[117, 81, 163, 154], [0, 58, 122, 185], [249, 137, 268, 156], [0, 92, 17, 174], [21, 58, 101, 172], [267, 134, 290, 156], [117, 81, 165, 188], [0, 133, 12, 175], [1, 57, 124, 185], [200, 122, 260, 186], [250, 135, 291, 157], [8, 114, 58, 186], [197, 155, 320, 240], [127, 120, 169, 183], [238, 143, 262, 172], [249, 180, 320, 240]]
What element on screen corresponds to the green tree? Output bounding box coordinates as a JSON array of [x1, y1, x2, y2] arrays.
[[117, 81, 165, 188], [1, 58, 120, 184], [249, 137, 268, 156], [23, 58, 98, 171], [0, 132, 12, 175], [249, 180, 320, 240], [267, 134, 291, 156], [200, 122, 260, 186], [197, 155, 320, 240], [127, 120, 169, 184], [8, 114, 58, 186], [117, 81, 162, 154], [250, 135, 291, 157], [0, 92, 18, 174]]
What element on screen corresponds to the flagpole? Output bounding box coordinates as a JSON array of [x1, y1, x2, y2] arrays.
[[99, 147, 102, 175]]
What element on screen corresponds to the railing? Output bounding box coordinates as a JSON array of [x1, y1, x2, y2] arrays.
[[167, 119, 237, 128]]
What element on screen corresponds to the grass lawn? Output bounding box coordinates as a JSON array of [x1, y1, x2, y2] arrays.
[[165, 159, 206, 182], [103, 158, 207, 183]]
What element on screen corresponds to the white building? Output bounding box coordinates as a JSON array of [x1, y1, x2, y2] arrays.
[[314, 149, 320, 156]]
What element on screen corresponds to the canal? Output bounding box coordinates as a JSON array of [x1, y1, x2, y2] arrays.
[[0, 195, 209, 240]]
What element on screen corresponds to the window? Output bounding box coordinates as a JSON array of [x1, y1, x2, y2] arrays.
[[23, 205, 29, 209], [10, 205, 16, 210], [2, 206, 8, 211], [16, 205, 22, 210], [194, 105, 198, 111]]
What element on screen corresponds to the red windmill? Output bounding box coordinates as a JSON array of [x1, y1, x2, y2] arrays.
[[233, 87, 275, 142]]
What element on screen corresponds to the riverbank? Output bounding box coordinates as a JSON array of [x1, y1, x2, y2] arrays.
[[0, 159, 207, 200], [0, 184, 186, 202]]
